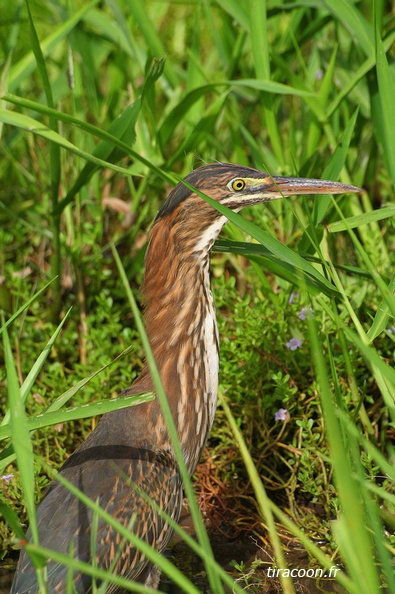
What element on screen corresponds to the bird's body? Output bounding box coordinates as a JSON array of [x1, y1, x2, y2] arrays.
[[11, 163, 361, 593]]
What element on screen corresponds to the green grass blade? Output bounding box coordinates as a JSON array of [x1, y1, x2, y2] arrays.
[[3, 321, 44, 574], [8, 0, 101, 91], [215, 0, 248, 29], [1, 307, 72, 426], [0, 502, 26, 540], [0, 278, 56, 337], [0, 109, 137, 178], [158, 84, 219, 148], [374, 8, 395, 185], [336, 409, 395, 482], [216, 242, 337, 295], [0, 392, 153, 441], [366, 277, 395, 342], [21, 543, 170, 594], [307, 318, 382, 594], [25, 0, 60, 194], [312, 107, 359, 226], [41, 344, 143, 416], [326, 30, 395, 117], [324, 0, 374, 58], [220, 394, 295, 594], [125, 0, 178, 88], [328, 204, 395, 232], [1, 93, 176, 187], [228, 78, 314, 96], [64, 99, 142, 205]]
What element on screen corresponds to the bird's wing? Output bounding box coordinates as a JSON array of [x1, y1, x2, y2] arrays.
[[11, 445, 182, 593]]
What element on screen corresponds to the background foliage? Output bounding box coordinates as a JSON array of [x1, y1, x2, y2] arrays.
[[0, 0, 394, 592]]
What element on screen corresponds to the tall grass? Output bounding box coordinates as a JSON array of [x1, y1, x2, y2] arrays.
[[0, 0, 394, 592]]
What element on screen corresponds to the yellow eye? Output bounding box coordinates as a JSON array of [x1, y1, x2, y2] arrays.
[[230, 178, 246, 192]]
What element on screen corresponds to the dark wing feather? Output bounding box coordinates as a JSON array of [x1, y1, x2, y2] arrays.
[[11, 445, 182, 593]]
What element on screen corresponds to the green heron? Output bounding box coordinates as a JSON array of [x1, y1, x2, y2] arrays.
[[11, 163, 361, 592]]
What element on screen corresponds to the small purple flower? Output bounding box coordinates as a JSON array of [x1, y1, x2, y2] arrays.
[[298, 307, 314, 320], [1, 474, 14, 483], [387, 325, 395, 334], [274, 408, 288, 421], [288, 292, 300, 305], [286, 337, 302, 351], [315, 69, 324, 80]]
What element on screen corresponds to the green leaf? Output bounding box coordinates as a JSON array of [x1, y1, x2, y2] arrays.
[[8, 0, 101, 91], [1, 93, 176, 189], [125, 0, 178, 88], [328, 204, 395, 232], [228, 78, 315, 96], [25, 0, 60, 199], [0, 109, 135, 178], [63, 98, 142, 207], [312, 108, 359, 226], [374, 12, 395, 186], [3, 322, 37, 542], [1, 307, 72, 427], [158, 84, 221, 147], [0, 278, 56, 337], [0, 503, 26, 540], [0, 393, 154, 441], [324, 0, 374, 59], [308, 320, 382, 594]]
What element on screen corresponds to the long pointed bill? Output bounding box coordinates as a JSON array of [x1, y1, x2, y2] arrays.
[[267, 176, 363, 198]]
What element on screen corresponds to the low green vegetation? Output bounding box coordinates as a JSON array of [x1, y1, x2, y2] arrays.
[[0, 1, 394, 593]]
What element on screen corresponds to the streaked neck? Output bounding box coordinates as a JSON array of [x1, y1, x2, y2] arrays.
[[141, 213, 227, 470]]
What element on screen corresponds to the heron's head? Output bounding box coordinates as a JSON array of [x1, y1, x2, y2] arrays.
[[156, 162, 362, 220]]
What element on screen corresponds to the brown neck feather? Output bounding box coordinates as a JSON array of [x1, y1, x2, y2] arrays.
[[135, 204, 226, 471]]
